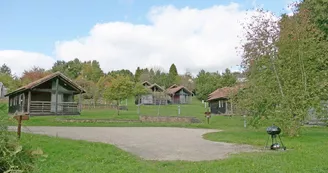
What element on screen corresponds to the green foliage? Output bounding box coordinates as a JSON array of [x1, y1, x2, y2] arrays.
[[133, 83, 150, 96], [0, 104, 39, 172], [0, 73, 20, 93], [104, 75, 134, 115], [134, 67, 142, 83], [195, 70, 221, 101], [81, 60, 104, 82], [51, 58, 83, 79], [301, 0, 328, 40]]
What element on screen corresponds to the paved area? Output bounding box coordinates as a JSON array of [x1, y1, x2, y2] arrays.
[[8, 126, 256, 161]]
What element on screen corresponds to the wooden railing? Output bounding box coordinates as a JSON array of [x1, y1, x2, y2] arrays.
[[30, 101, 80, 115]]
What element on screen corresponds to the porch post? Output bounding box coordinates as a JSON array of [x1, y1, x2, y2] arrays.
[[225, 100, 228, 114], [27, 91, 31, 114], [55, 78, 59, 115]]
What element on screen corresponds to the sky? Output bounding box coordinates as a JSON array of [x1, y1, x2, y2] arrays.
[[0, 0, 292, 76]]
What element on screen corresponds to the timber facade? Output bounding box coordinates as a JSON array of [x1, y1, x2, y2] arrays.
[[5, 72, 86, 116]]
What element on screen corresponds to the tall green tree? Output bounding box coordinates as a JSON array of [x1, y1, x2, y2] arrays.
[[221, 68, 237, 87], [195, 70, 222, 101], [0, 64, 11, 75], [103, 75, 134, 115], [134, 67, 142, 83]]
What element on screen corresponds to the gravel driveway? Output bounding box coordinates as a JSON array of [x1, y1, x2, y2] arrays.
[[8, 126, 255, 161]]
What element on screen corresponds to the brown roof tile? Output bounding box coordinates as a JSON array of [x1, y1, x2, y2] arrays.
[[5, 72, 86, 96], [166, 85, 192, 95], [207, 85, 243, 101]]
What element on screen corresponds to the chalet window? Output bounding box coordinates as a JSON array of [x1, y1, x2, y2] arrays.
[[9, 98, 12, 106]]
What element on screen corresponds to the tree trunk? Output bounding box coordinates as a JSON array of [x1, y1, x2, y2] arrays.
[[117, 100, 120, 115]]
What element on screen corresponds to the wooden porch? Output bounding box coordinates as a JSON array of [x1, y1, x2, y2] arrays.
[[30, 101, 80, 115], [5, 72, 85, 116]]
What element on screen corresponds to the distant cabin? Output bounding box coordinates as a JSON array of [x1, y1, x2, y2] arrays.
[[166, 84, 193, 104], [0, 82, 7, 98], [139, 82, 168, 105], [207, 85, 242, 115], [5, 72, 86, 116]]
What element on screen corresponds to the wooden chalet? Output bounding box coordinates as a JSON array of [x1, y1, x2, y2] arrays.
[[207, 85, 242, 115], [166, 84, 193, 104], [5, 72, 86, 116], [139, 82, 168, 105]]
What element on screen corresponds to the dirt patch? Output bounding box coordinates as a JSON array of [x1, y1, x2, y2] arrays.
[[56, 119, 140, 123], [8, 126, 257, 161]]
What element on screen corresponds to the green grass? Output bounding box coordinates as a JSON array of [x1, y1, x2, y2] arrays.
[[21, 118, 328, 173], [6, 99, 328, 172]]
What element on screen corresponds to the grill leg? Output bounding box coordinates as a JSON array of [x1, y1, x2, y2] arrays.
[[265, 135, 270, 149], [278, 135, 287, 150]]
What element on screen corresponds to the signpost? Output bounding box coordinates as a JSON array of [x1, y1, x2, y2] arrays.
[[204, 111, 211, 124], [13, 115, 29, 139]]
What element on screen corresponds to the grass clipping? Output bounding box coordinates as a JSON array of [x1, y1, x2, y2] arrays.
[[0, 104, 42, 173]]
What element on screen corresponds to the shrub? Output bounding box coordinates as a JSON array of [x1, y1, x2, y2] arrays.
[[0, 104, 39, 173]]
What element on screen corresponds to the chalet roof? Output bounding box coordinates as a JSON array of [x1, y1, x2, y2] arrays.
[[148, 83, 164, 92], [166, 85, 192, 95], [168, 84, 178, 89], [142, 81, 151, 86], [207, 85, 243, 101], [5, 71, 86, 96]]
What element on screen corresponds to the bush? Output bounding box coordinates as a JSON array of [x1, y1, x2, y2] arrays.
[[0, 104, 39, 173]]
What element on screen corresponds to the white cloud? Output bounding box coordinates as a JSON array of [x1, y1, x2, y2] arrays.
[[55, 3, 254, 74], [1, 3, 258, 76], [0, 50, 55, 76]]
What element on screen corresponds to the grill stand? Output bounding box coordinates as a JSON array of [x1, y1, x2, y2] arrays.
[[265, 134, 286, 150]]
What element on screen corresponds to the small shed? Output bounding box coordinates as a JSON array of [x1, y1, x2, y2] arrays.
[[5, 72, 86, 116], [207, 85, 242, 115], [166, 85, 193, 104]]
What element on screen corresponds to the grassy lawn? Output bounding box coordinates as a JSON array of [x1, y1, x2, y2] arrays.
[[4, 99, 328, 172], [21, 118, 328, 173], [10, 98, 213, 127]]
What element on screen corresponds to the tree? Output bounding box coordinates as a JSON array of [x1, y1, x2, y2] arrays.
[[0, 73, 20, 92], [133, 82, 151, 104], [80, 60, 104, 82], [134, 67, 142, 83], [103, 75, 134, 115], [195, 70, 222, 101], [167, 64, 179, 86], [236, 3, 328, 136], [108, 69, 134, 81], [221, 68, 237, 87], [21, 67, 51, 85], [0, 64, 11, 75], [169, 64, 178, 76]]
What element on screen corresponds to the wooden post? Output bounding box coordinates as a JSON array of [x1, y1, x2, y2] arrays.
[[55, 78, 59, 115], [14, 115, 29, 139], [27, 91, 31, 114], [17, 115, 22, 139]]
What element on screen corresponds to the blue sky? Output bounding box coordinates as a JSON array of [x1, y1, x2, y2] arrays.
[[0, 0, 290, 75], [0, 0, 288, 55]]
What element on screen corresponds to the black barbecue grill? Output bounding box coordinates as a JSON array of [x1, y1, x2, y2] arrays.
[[265, 124, 286, 150]]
